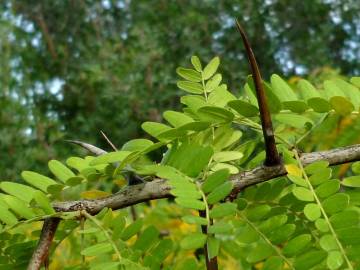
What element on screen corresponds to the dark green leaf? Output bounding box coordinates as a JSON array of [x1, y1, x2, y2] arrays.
[[227, 100, 258, 117], [294, 250, 327, 270], [202, 169, 229, 194], [323, 193, 349, 215], [283, 234, 311, 256]]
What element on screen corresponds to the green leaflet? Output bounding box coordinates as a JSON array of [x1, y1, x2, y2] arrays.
[[212, 151, 243, 162], [21, 171, 58, 193], [81, 242, 113, 256], [304, 203, 321, 221], [120, 218, 143, 241], [48, 160, 75, 183], [294, 250, 327, 270], [175, 198, 206, 210], [227, 100, 258, 117], [201, 169, 229, 194], [121, 139, 154, 152], [246, 243, 274, 263], [206, 182, 233, 204], [292, 186, 314, 202], [0, 195, 35, 219], [205, 74, 222, 92], [133, 226, 159, 252], [270, 74, 298, 102], [163, 110, 193, 127], [330, 96, 354, 116], [327, 250, 344, 270], [322, 193, 349, 215], [275, 113, 313, 129], [191, 56, 202, 72], [181, 215, 208, 225], [141, 122, 172, 138], [297, 79, 320, 100], [209, 202, 237, 218], [177, 81, 203, 94], [90, 151, 132, 165], [202, 56, 220, 80], [176, 67, 201, 82], [197, 106, 234, 124], [341, 175, 360, 187], [283, 234, 312, 256], [33, 191, 55, 214], [180, 233, 207, 250], [0, 182, 36, 203], [307, 97, 332, 112], [207, 237, 220, 259], [319, 234, 338, 251]]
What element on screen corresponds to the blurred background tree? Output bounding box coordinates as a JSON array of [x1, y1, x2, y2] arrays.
[[0, 0, 359, 179]]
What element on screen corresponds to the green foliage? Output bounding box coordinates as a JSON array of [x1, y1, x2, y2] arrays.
[[1, 55, 360, 270]]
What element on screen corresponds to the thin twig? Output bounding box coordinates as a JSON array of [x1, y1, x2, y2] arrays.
[[236, 20, 281, 166]]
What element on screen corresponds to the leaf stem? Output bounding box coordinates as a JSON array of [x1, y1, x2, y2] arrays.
[[293, 150, 353, 270], [81, 210, 122, 262], [239, 213, 295, 269]]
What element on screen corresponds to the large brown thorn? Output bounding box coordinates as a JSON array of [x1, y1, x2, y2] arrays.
[[235, 19, 281, 166]]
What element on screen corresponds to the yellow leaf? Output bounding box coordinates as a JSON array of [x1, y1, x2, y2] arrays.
[[80, 190, 111, 199], [285, 164, 302, 177]]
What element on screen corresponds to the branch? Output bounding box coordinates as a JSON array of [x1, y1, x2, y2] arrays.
[[27, 217, 61, 270], [235, 20, 281, 166], [53, 144, 360, 214]]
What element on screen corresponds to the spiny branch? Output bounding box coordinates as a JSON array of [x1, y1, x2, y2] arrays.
[[52, 144, 360, 214], [235, 20, 281, 166]]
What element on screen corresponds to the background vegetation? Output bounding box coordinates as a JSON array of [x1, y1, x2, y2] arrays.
[[1, 0, 359, 179]]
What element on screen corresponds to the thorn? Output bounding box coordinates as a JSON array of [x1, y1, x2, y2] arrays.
[[100, 130, 118, 151], [235, 19, 281, 166], [65, 140, 107, 156]]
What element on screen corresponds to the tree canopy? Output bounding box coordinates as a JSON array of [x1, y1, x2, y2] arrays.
[[1, 0, 359, 178]]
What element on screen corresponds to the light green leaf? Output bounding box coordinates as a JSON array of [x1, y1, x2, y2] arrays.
[[133, 225, 159, 252], [202, 57, 220, 80], [181, 215, 208, 225], [330, 210, 359, 229], [121, 139, 154, 152], [305, 160, 329, 174], [292, 187, 314, 201], [207, 85, 236, 107], [141, 122, 172, 138], [207, 237, 220, 259], [304, 203, 321, 221], [245, 205, 271, 221], [81, 242, 113, 256], [275, 113, 313, 129], [294, 250, 327, 270], [90, 151, 132, 165], [33, 191, 56, 214], [180, 233, 207, 250], [330, 96, 354, 116], [176, 67, 201, 82], [211, 163, 239, 174], [207, 182, 233, 204], [21, 171, 58, 193], [342, 175, 360, 188], [327, 251, 343, 270], [66, 157, 89, 172], [247, 243, 274, 263], [1, 195, 35, 219], [202, 169, 229, 194], [177, 81, 203, 94], [209, 202, 237, 218], [263, 257, 283, 270], [315, 218, 329, 232], [282, 100, 308, 113], [315, 180, 340, 198], [175, 198, 206, 210], [270, 74, 297, 102], [309, 168, 332, 186], [0, 205, 18, 225], [48, 160, 75, 183], [0, 181, 36, 203], [197, 106, 234, 124], [170, 188, 202, 199], [283, 234, 311, 256], [298, 79, 320, 100], [163, 111, 193, 127], [208, 222, 233, 234], [213, 151, 243, 162], [227, 100, 258, 117], [307, 97, 332, 112], [121, 218, 143, 241], [324, 80, 346, 98], [205, 74, 222, 92], [287, 174, 307, 187], [323, 193, 349, 215], [191, 56, 202, 72], [319, 234, 338, 251]]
